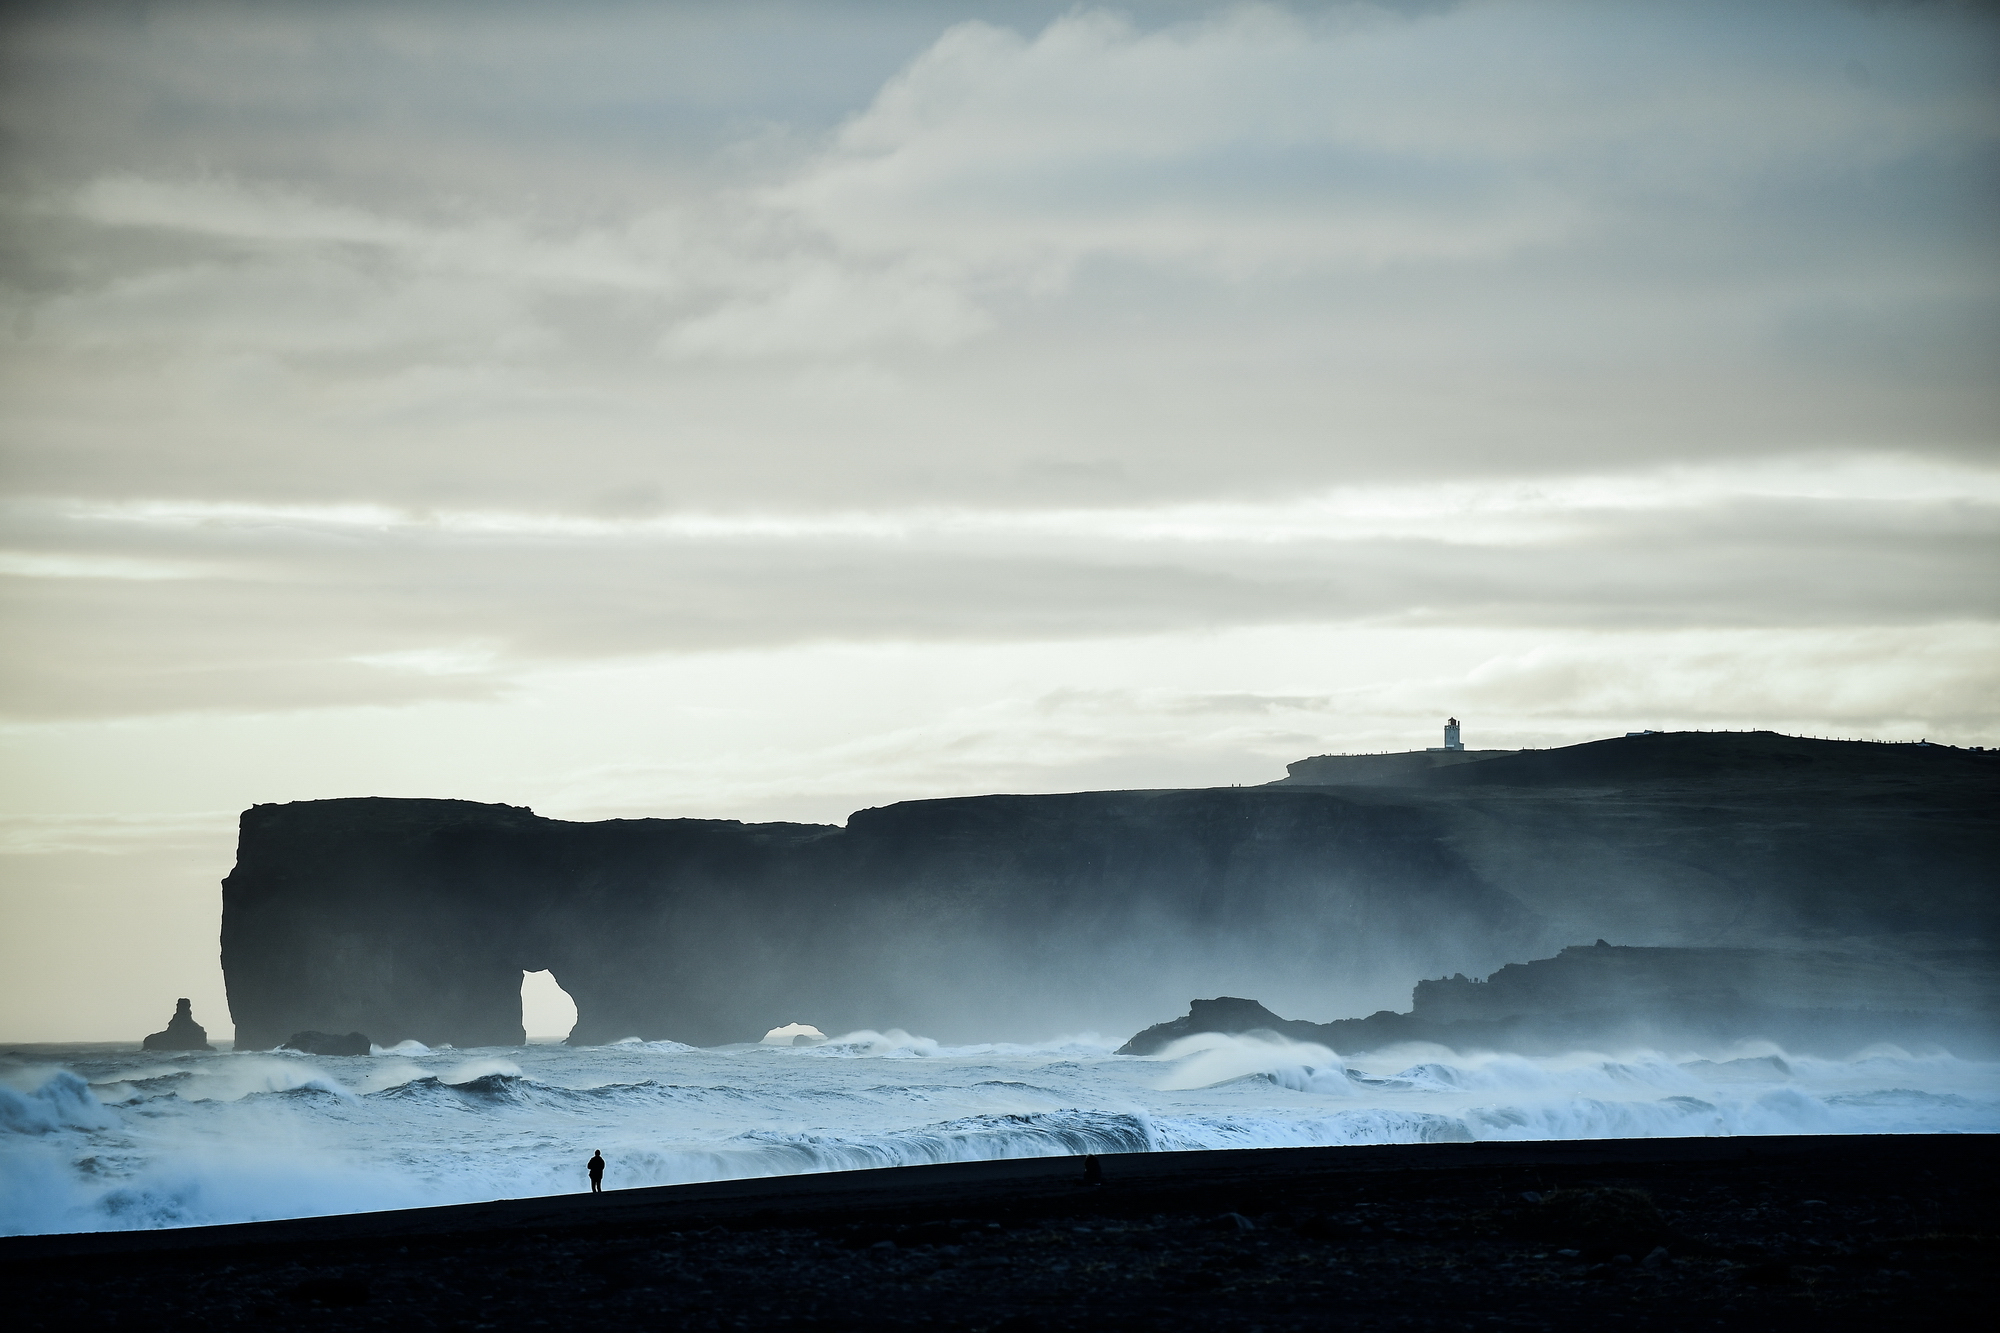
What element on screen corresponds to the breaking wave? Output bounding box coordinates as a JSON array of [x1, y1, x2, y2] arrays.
[[3, 1029, 1994, 1236]]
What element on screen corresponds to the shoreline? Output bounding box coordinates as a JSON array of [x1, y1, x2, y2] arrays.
[[10, 1133, 1996, 1329], [1, 1132, 1983, 1256]]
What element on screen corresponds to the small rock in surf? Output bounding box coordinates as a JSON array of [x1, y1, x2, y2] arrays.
[[282, 1030, 372, 1057]]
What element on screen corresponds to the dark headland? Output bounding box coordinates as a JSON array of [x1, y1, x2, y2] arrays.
[[7, 1135, 1992, 1331], [1118, 938, 1997, 1057], [219, 729, 1996, 1051]]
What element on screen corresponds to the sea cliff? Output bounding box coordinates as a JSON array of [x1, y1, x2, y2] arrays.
[[220, 732, 1997, 1048]]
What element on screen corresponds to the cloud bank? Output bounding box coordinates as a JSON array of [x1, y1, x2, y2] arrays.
[[0, 0, 1994, 1035]]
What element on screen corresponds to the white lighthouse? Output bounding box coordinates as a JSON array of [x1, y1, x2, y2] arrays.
[[1441, 718, 1464, 751]]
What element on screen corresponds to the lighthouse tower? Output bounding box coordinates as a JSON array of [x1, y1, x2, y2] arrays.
[[1443, 718, 1464, 751]]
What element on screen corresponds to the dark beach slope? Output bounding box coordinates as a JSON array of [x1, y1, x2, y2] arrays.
[[8, 1135, 1993, 1331]]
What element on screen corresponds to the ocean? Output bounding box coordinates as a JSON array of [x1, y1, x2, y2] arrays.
[[4, 1030, 1994, 1237]]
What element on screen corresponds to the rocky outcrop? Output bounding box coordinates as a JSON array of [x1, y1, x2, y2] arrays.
[[1115, 997, 1329, 1054], [280, 1031, 371, 1056], [218, 732, 1996, 1050], [142, 998, 214, 1051], [1408, 939, 1963, 1023], [1118, 941, 2000, 1057]]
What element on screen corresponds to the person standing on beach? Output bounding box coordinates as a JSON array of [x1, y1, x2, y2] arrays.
[[587, 1150, 605, 1194]]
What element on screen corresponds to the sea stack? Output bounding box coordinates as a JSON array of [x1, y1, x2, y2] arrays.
[[142, 998, 214, 1051]]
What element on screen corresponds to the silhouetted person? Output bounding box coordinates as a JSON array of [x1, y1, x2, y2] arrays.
[[587, 1150, 605, 1194], [1080, 1154, 1103, 1186]]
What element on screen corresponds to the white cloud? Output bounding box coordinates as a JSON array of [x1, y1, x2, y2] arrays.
[[72, 174, 688, 293], [767, 0, 1995, 293], [773, 6, 1588, 283], [350, 645, 501, 678], [664, 259, 991, 356], [0, 551, 212, 581], [58, 452, 2000, 549], [1452, 626, 2000, 732]]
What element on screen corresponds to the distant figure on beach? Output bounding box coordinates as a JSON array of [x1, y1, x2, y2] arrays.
[[1081, 1154, 1103, 1186], [587, 1150, 605, 1194]]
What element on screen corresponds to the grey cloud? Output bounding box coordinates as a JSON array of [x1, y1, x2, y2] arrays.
[[5, 265, 1994, 513], [3, 486, 1992, 719], [1, 0, 1994, 517], [0, 1, 969, 204], [1449, 631, 2000, 735], [0, 0, 1994, 725], [1035, 689, 1339, 717]]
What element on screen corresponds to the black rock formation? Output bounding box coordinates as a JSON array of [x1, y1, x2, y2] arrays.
[[280, 1030, 372, 1057], [1112, 997, 1329, 1053], [218, 731, 1996, 1050], [222, 788, 1523, 1049], [141, 998, 214, 1052], [1117, 941, 1999, 1056]]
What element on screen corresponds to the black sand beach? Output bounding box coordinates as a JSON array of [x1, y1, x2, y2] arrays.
[[7, 1134, 1993, 1330]]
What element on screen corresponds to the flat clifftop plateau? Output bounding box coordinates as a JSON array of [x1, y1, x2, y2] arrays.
[[1279, 729, 1995, 789], [220, 732, 1995, 1051], [1118, 941, 2000, 1057], [1275, 749, 1519, 786]]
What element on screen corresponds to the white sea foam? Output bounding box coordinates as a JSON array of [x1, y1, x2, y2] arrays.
[[0, 1071, 116, 1135], [372, 1040, 431, 1057], [2, 1031, 1993, 1236]]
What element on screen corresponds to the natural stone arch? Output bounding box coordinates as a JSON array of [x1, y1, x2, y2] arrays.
[[520, 968, 579, 1042]]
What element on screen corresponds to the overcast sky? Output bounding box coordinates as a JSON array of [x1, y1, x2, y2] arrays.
[[2, 0, 1995, 1039]]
